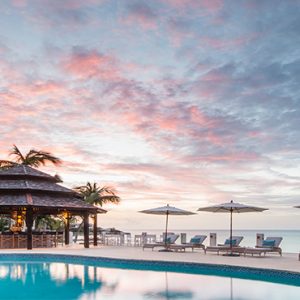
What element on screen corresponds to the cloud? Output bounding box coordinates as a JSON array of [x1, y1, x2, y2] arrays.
[[0, 0, 299, 228], [62, 48, 121, 81], [11, 0, 27, 7], [9, 0, 106, 29], [123, 2, 158, 30], [163, 0, 223, 14]]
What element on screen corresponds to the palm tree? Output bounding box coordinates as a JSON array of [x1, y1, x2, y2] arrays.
[[0, 145, 62, 168], [0, 145, 62, 230], [73, 182, 120, 206], [73, 182, 120, 242], [34, 215, 65, 231]]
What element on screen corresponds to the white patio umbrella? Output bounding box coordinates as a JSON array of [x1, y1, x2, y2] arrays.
[[139, 204, 195, 250], [198, 200, 268, 255]]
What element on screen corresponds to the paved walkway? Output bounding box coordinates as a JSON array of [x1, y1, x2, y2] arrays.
[[1, 245, 300, 273]]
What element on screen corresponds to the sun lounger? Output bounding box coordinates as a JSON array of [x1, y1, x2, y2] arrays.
[[205, 236, 244, 255], [142, 234, 179, 251], [243, 237, 283, 256], [169, 235, 207, 252]]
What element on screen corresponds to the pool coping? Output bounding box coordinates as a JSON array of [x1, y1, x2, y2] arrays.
[[1, 252, 300, 287]]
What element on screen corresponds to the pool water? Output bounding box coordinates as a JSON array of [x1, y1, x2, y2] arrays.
[[0, 256, 299, 299]]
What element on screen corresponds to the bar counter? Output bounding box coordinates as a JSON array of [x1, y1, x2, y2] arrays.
[[0, 232, 64, 248]]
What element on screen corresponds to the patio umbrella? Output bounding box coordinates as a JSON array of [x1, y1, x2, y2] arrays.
[[139, 204, 195, 251], [198, 200, 268, 255]]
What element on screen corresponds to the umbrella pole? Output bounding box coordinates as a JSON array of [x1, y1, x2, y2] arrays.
[[230, 208, 233, 254], [165, 211, 169, 249]]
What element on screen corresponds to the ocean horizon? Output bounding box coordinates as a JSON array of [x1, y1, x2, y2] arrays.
[[124, 229, 300, 253]]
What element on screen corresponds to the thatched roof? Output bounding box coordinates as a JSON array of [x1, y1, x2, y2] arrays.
[[0, 164, 106, 215], [0, 164, 58, 182], [0, 194, 102, 212], [0, 179, 73, 194]]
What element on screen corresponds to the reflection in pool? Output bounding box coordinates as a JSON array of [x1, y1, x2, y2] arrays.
[[0, 261, 299, 300]]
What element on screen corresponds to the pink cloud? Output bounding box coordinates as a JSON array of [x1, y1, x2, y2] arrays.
[[62, 49, 121, 81], [184, 152, 259, 164], [201, 70, 230, 83], [167, 18, 193, 47], [48, 0, 102, 10], [11, 0, 101, 9], [9, 81, 65, 96], [123, 3, 158, 30], [200, 0, 223, 13], [0, 59, 23, 82], [201, 34, 259, 50], [164, 0, 223, 14], [11, 0, 27, 7], [154, 116, 181, 132]]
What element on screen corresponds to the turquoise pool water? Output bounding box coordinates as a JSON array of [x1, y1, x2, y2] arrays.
[[0, 255, 299, 299]]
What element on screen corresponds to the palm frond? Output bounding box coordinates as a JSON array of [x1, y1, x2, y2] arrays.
[[73, 182, 121, 207], [10, 145, 26, 163], [99, 186, 117, 196], [25, 150, 62, 166], [0, 160, 16, 169], [8, 145, 61, 167], [96, 195, 120, 206]]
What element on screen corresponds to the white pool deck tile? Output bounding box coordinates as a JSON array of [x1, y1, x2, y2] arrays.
[[1, 245, 300, 274]]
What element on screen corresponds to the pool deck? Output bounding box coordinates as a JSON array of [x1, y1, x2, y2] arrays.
[[1, 245, 300, 274]]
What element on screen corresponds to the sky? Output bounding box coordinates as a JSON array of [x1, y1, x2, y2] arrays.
[[0, 0, 300, 231]]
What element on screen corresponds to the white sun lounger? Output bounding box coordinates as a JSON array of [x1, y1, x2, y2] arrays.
[[169, 235, 207, 252], [205, 236, 244, 255], [243, 237, 283, 256], [142, 234, 179, 251]]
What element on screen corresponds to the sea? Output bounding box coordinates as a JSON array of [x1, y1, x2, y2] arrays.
[[124, 229, 300, 253]]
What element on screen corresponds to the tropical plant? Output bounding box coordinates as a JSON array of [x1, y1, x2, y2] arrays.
[[73, 182, 120, 206], [73, 182, 120, 242], [0, 145, 62, 230], [0, 217, 10, 232], [34, 215, 65, 231], [0, 145, 62, 168]]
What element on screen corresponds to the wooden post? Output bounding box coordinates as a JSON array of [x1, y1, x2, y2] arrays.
[[83, 213, 89, 248], [26, 208, 33, 250], [93, 214, 97, 246], [65, 215, 70, 245]]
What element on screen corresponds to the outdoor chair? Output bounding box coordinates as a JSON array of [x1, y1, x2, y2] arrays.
[[0, 233, 14, 248], [55, 231, 64, 246], [142, 234, 179, 251], [16, 233, 27, 248], [243, 236, 283, 256], [205, 236, 244, 255], [169, 235, 207, 252]]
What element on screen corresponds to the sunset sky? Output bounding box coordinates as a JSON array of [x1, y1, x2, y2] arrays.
[[0, 0, 299, 230]]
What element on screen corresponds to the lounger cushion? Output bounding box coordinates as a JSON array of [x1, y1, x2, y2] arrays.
[[163, 234, 179, 244], [165, 237, 171, 243], [190, 237, 202, 244], [262, 240, 275, 247], [265, 237, 282, 247], [225, 239, 237, 246]]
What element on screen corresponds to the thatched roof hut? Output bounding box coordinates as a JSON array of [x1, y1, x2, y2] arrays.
[[0, 164, 106, 249]]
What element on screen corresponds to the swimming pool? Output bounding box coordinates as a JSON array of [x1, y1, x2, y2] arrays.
[[0, 254, 299, 299]]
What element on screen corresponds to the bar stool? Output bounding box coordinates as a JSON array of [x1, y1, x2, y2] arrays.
[[1, 234, 13, 248], [17, 234, 27, 248]]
